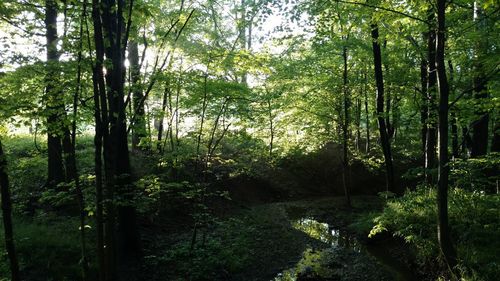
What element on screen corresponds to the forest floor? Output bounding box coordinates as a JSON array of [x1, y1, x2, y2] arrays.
[[142, 196, 419, 281]]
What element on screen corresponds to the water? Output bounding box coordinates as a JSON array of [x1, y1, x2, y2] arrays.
[[273, 216, 417, 281]]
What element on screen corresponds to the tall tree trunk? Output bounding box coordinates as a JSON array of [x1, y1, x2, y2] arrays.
[[355, 97, 361, 151], [240, 0, 247, 84], [267, 99, 274, 157], [91, 1, 112, 279], [45, 0, 65, 185], [426, 15, 438, 184], [448, 60, 459, 159], [100, 0, 142, 273], [371, 23, 394, 193], [157, 80, 170, 152], [383, 40, 394, 140], [420, 53, 429, 157], [342, 45, 351, 207], [364, 72, 370, 153], [0, 140, 20, 281], [129, 33, 147, 150], [471, 3, 489, 157], [436, 0, 458, 273], [92, 68, 106, 281], [73, 3, 88, 278]]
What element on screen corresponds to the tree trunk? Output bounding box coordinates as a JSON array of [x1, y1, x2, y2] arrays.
[[492, 121, 500, 152], [436, 0, 458, 273], [129, 34, 147, 150], [355, 97, 361, 151], [371, 23, 394, 193], [45, 0, 65, 185], [448, 60, 459, 159], [383, 40, 394, 140], [73, 4, 88, 278], [267, 99, 274, 157], [364, 72, 370, 153], [91, 1, 113, 280], [0, 140, 20, 281], [100, 0, 142, 273], [420, 54, 429, 157], [471, 3, 489, 157], [157, 81, 170, 152], [342, 45, 351, 207], [426, 16, 438, 184]]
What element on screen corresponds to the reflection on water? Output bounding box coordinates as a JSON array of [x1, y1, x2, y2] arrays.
[[274, 217, 361, 281], [292, 217, 360, 251], [274, 216, 415, 281]]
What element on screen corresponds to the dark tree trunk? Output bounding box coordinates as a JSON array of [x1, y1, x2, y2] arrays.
[[355, 97, 361, 151], [371, 23, 394, 193], [268, 99, 274, 157], [420, 54, 428, 157], [425, 17, 438, 184], [45, 0, 65, 185], [73, 4, 88, 278], [129, 35, 147, 150], [448, 60, 459, 159], [0, 140, 20, 281], [91, 1, 112, 280], [364, 72, 370, 153], [462, 128, 473, 155], [492, 121, 500, 152], [157, 81, 170, 152], [100, 0, 142, 276], [383, 40, 394, 140], [341, 45, 351, 207], [436, 0, 458, 272], [471, 4, 489, 157]]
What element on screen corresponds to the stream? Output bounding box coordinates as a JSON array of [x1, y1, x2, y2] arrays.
[[272, 206, 417, 281]]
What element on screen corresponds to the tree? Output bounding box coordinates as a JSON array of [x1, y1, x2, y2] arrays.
[[436, 0, 457, 273], [45, 0, 65, 185], [91, 0, 141, 279], [0, 139, 20, 281], [371, 23, 394, 193]]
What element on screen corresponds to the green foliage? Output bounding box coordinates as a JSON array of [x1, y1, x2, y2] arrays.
[[0, 216, 94, 281], [450, 153, 500, 193], [147, 217, 256, 280], [371, 187, 500, 280]]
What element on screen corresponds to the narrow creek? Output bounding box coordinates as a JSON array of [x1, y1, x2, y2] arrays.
[[273, 214, 417, 281]]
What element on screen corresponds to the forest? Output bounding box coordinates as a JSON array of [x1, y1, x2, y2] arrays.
[[0, 0, 499, 280]]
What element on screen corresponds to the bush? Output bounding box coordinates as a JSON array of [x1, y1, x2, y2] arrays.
[[370, 187, 500, 280]]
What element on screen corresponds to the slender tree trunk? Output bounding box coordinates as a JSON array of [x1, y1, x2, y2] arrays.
[[92, 68, 106, 281], [45, 0, 65, 185], [364, 72, 370, 153], [267, 99, 274, 157], [342, 45, 351, 207], [492, 121, 500, 152], [0, 140, 20, 281], [73, 3, 88, 278], [157, 81, 170, 152], [448, 60, 459, 158], [436, 0, 458, 273], [471, 2, 489, 157], [420, 54, 429, 157], [371, 23, 394, 193], [129, 33, 147, 150], [91, 1, 112, 279], [355, 97, 361, 151], [100, 0, 142, 274], [383, 40, 394, 140], [426, 15, 438, 184]]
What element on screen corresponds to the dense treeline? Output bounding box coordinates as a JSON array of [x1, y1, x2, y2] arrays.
[[0, 0, 498, 280]]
